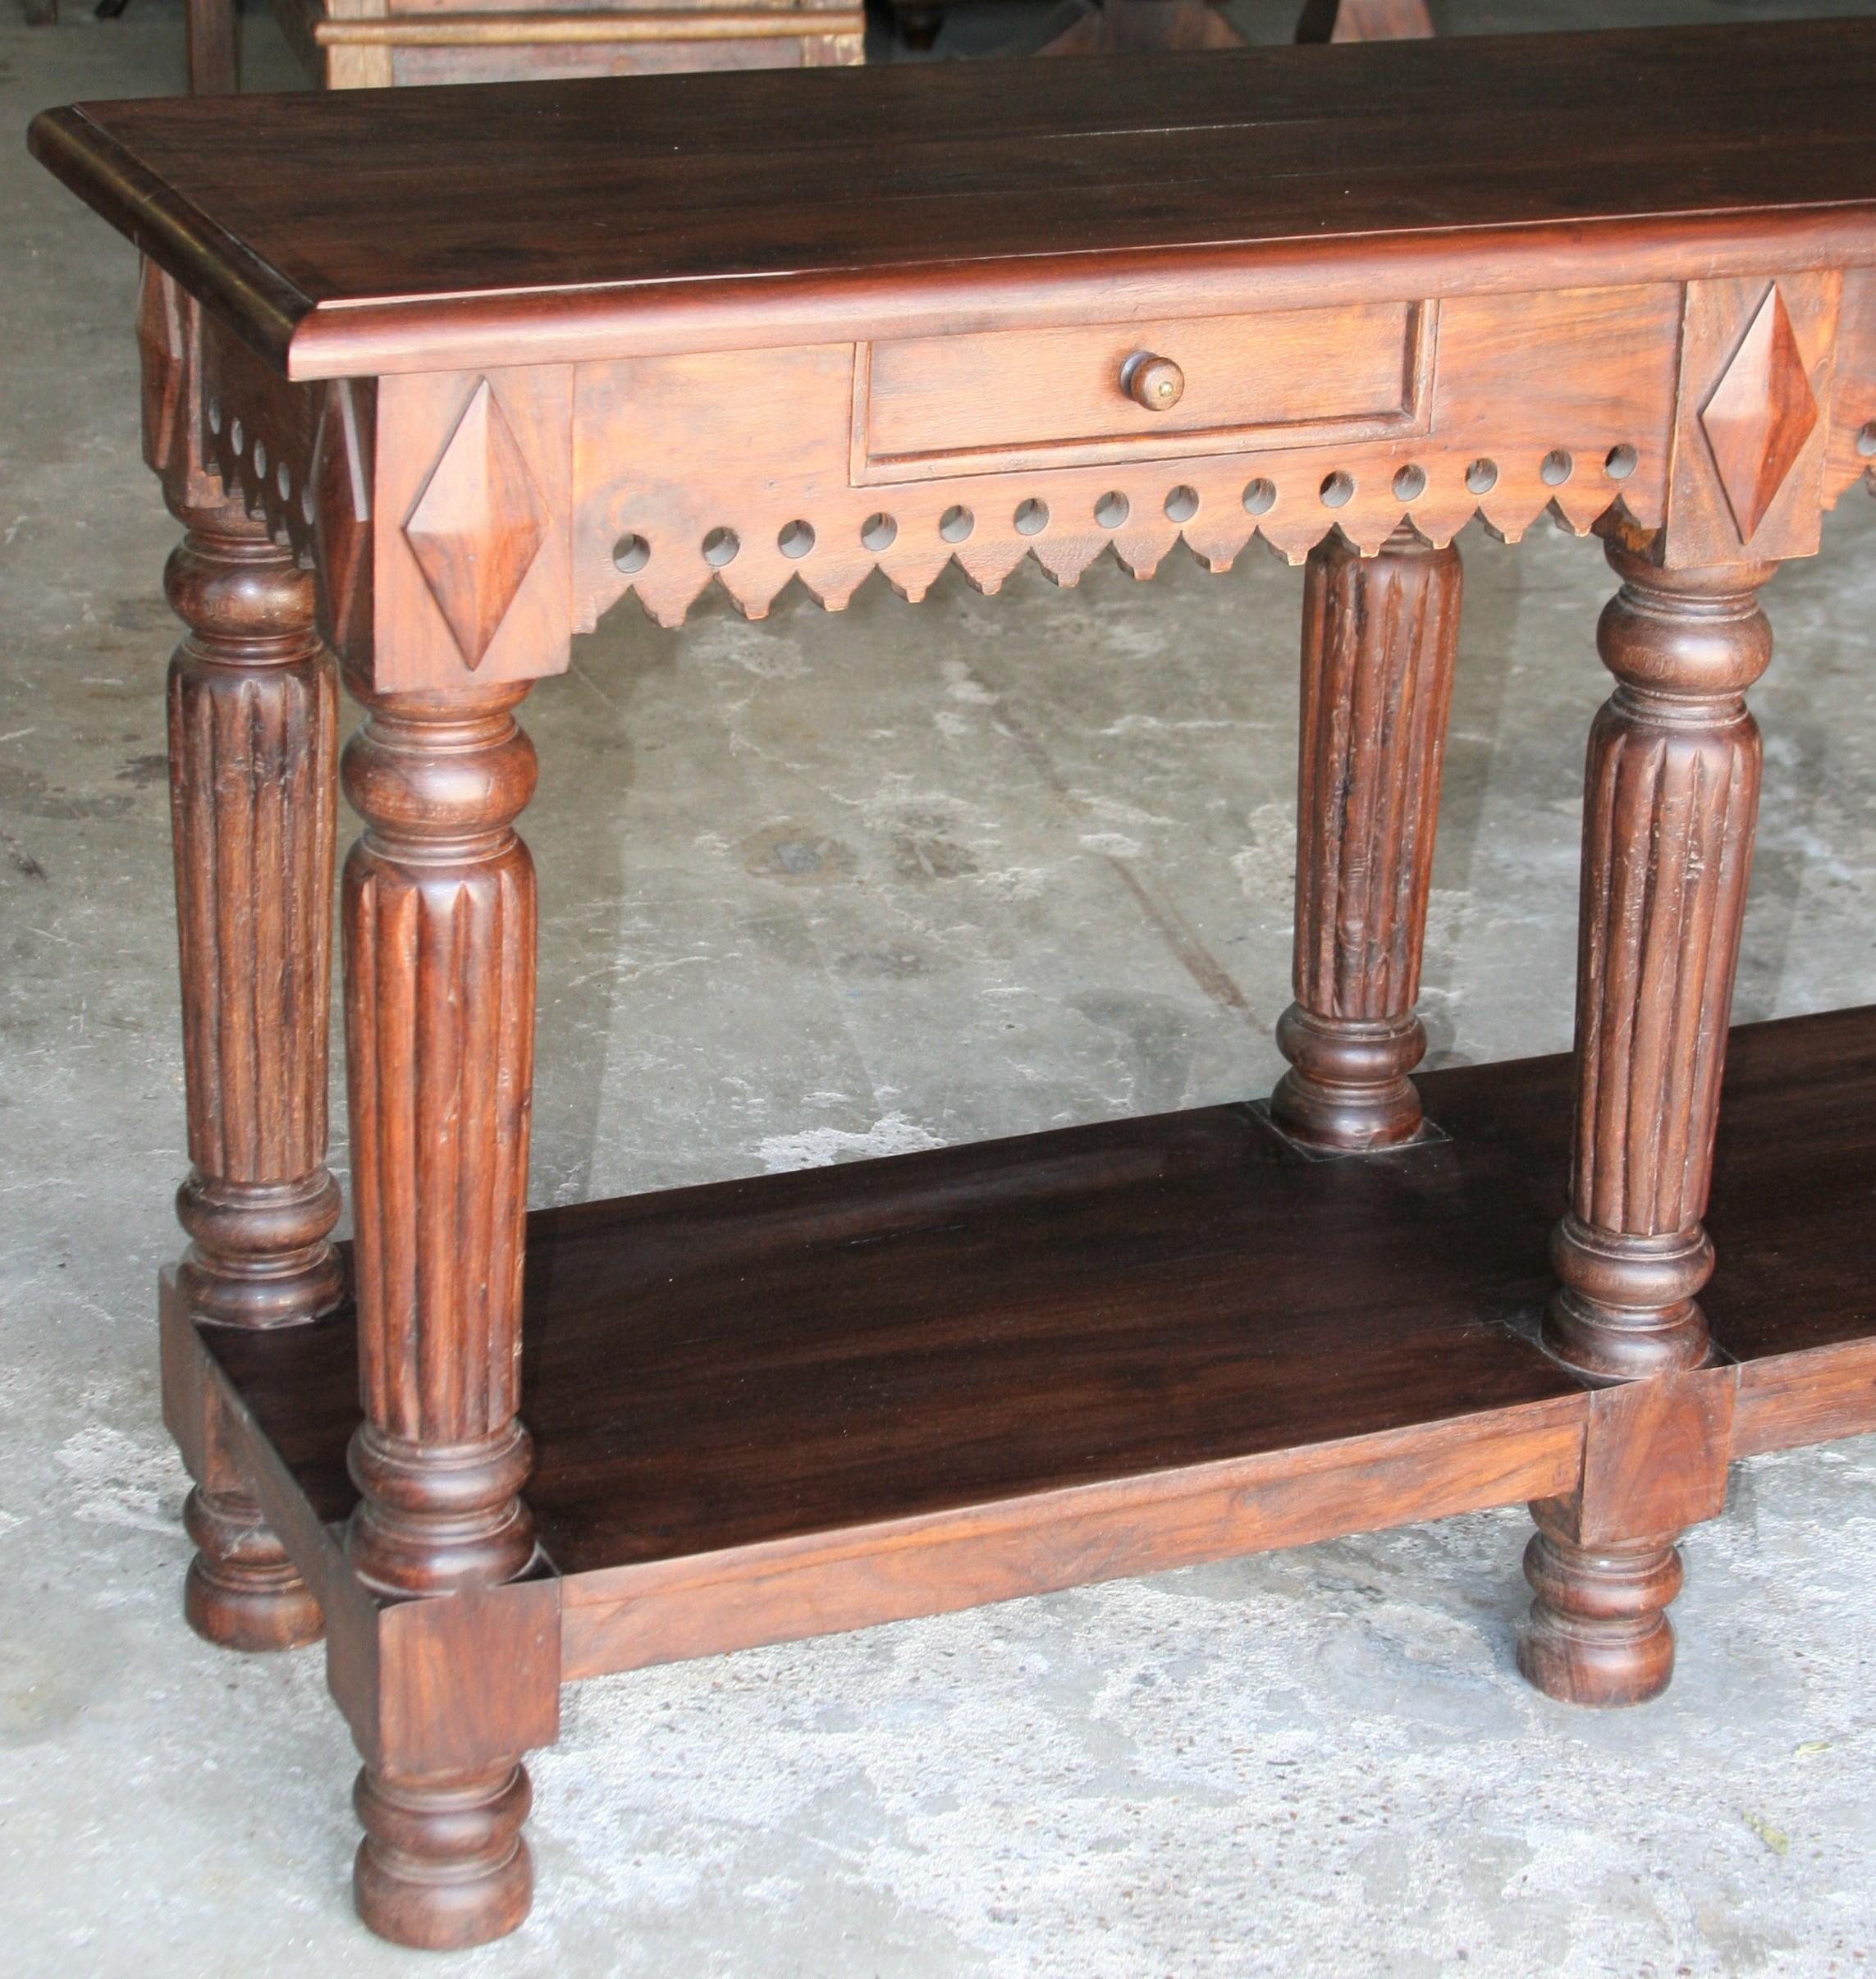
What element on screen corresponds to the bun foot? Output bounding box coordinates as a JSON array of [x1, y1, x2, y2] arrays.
[[1517, 1506, 1682, 1708], [354, 1762, 533, 1950], [182, 1486, 324, 1652]]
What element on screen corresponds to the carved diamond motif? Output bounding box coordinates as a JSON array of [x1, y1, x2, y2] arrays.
[[1698, 286, 1819, 545], [404, 380, 548, 667]]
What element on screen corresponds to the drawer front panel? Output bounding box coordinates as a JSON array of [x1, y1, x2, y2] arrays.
[[854, 301, 1434, 483]]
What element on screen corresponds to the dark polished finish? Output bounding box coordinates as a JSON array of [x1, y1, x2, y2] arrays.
[[219, 1080, 1583, 1571], [354, 1762, 533, 1953], [1274, 523, 1460, 1150], [199, 1011, 1876, 1610], [30, 18, 1876, 1948], [28, 21, 1876, 377], [340, 681, 539, 1602], [1519, 1508, 1682, 1708], [340, 679, 541, 1946], [1545, 538, 1775, 1384], [164, 487, 340, 1655]]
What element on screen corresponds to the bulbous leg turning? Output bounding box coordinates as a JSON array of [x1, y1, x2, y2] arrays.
[[1517, 1502, 1683, 1707], [340, 680, 545, 1946], [182, 1485, 324, 1652], [354, 1763, 533, 1951], [163, 496, 341, 1654], [1521, 538, 1773, 1707]]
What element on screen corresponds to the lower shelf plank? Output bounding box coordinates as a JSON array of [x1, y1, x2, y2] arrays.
[[196, 1005, 1876, 1680], [561, 1401, 1584, 1680]]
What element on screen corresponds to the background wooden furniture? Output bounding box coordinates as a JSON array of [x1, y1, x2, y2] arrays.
[[30, 18, 1876, 1950], [182, 0, 1420, 91], [288, 0, 862, 90], [185, 0, 862, 93]]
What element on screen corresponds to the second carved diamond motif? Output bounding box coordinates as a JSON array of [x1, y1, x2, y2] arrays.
[[404, 380, 548, 668], [1698, 285, 1819, 545]]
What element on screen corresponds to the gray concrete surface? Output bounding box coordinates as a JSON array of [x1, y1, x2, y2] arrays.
[[3, 4, 1876, 1974]]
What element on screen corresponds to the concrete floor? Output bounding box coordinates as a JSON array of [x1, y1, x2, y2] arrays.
[[4, 3, 1876, 1973]]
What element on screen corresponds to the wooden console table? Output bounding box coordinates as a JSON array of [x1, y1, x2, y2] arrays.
[[30, 22, 1876, 1950]]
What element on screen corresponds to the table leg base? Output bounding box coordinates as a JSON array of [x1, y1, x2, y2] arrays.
[[160, 1008, 1876, 1942], [1517, 1517, 1682, 1708], [182, 1486, 326, 1652], [354, 1763, 534, 1951]]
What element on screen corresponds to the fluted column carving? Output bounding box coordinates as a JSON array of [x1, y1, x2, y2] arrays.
[[1545, 542, 1775, 1382], [341, 679, 538, 1597], [167, 493, 340, 1653], [340, 676, 539, 1949], [1519, 538, 1774, 1712], [1272, 524, 1461, 1149]]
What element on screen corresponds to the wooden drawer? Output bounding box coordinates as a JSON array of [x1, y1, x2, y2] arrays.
[[853, 300, 1435, 484]]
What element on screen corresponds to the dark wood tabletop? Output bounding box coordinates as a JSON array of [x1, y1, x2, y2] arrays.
[[28, 19, 1876, 377]]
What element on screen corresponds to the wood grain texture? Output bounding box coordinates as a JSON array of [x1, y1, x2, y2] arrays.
[[316, 0, 397, 87], [1700, 287, 1820, 544], [162, 1273, 327, 1653], [1518, 1506, 1682, 1709], [167, 532, 341, 1329], [354, 1763, 532, 1952], [1544, 536, 1774, 1383], [367, 369, 571, 692], [1519, 1369, 1733, 1709], [53, 22, 1876, 1936], [341, 681, 539, 1599], [190, 1008, 1876, 1696], [402, 379, 550, 669], [27, 21, 1876, 377], [140, 263, 218, 518], [195, 0, 863, 91], [1572, 1365, 1735, 1547], [340, 678, 546, 1948], [311, 377, 377, 664], [854, 300, 1431, 479], [571, 285, 1677, 632], [159, 327, 343, 1652], [1273, 523, 1460, 1150], [561, 1405, 1583, 1679], [1664, 273, 1841, 569], [1734, 1337, 1876, 1460], [1520, 1366, 1733, 1706], [164, 1282, 561, 1949], [197, 311, 324, 565]]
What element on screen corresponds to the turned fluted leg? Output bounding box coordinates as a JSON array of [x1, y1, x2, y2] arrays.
[[167, 494, 340, 1652], [341, 679, 539, 1949], [1272, 524, 1461, 1150], [1544, 545, 1773, 1384], [1521, 540, 1774, 1707]]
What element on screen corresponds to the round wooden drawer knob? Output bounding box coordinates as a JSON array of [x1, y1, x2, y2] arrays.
[[1123, 354, 1185, 411]]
